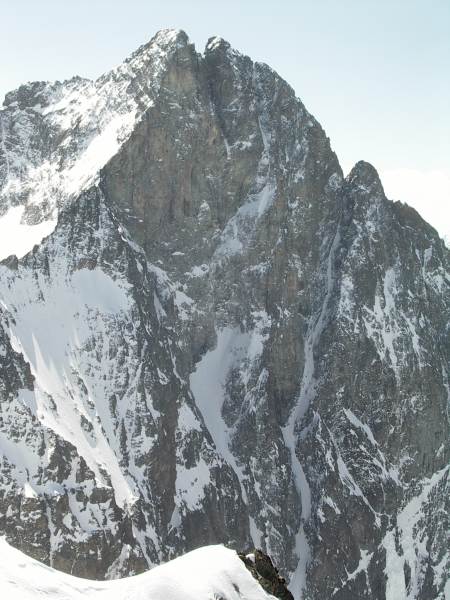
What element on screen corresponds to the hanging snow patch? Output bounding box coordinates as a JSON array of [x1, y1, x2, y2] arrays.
[[0, 206, 56, 260]]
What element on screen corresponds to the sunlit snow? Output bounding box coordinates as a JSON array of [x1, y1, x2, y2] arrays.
[[0, 539, 273, 600], [0, 205, 56, 260]]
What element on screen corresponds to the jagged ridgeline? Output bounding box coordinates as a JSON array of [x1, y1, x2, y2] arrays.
[[0, 29, 448, 600]]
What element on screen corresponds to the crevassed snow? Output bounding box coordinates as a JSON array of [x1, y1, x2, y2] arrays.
[[0, 539, 273, 600]]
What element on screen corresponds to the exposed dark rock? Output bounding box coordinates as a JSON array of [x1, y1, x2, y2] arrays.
[[239, 549, 294, 600], [0, 28, 448, 600]]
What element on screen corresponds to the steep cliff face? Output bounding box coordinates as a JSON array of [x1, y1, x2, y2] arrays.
[[0, 29, 448, 599]]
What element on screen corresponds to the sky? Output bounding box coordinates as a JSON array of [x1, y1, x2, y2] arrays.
[[1, 0, 449, 242]]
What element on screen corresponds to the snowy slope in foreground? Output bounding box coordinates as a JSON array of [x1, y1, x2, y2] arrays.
[[0, 539, 273, 600]]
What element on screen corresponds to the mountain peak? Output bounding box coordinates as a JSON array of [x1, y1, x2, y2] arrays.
[[0, 28, 448, 600], [205, 36, 231, 53], [346, 160, 385, 196], [126, 28, 191, 66], [148, 28, 190, 49]]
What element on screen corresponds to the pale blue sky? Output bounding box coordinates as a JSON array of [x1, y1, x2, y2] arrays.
[[1, 0, 449, 239]]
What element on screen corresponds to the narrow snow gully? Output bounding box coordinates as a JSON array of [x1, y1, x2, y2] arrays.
[[282, 225, 341, 597]]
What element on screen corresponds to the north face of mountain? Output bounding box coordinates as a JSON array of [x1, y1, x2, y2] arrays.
[[0, 29, 448, 600]]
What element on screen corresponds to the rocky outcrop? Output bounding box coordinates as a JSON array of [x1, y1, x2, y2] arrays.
[[0, 29, 448, 599], [239, 549, 294, 600]]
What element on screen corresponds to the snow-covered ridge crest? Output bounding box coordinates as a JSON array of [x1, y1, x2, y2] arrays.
[[0, 539, 275, 600], [0, 29, 189, 260]]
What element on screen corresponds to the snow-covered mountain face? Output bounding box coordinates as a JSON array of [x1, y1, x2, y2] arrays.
[[0, 29, 448, 600], [0, 30, 184, 259]]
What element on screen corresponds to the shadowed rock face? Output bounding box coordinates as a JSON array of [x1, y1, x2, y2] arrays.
[[0, 29, 448, 599], [239, 549, 294, 600]]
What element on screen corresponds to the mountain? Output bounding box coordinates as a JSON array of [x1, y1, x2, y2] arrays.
[[0, 28, 448, 600], [0, 538, 285, 600]]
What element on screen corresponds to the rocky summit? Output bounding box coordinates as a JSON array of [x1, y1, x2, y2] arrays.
[[0, 29, 448, 600]]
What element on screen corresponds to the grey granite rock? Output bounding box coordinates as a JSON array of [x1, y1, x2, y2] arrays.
[[0, 29, 448, 599]]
